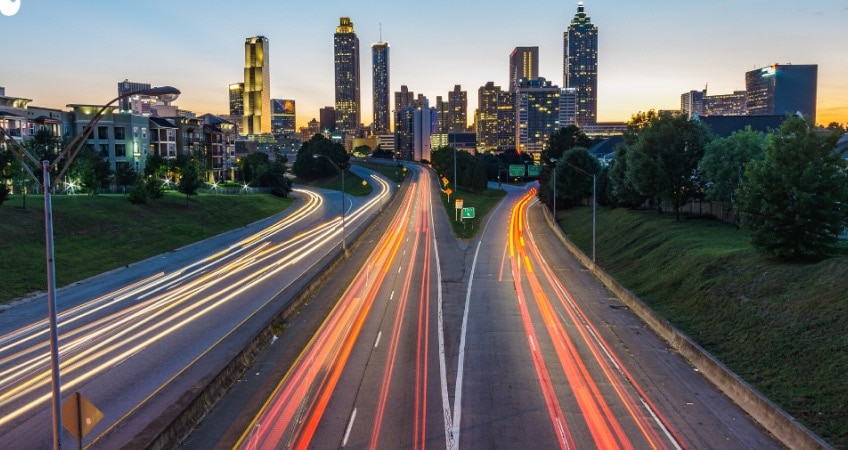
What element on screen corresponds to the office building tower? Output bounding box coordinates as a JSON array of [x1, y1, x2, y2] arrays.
[[745, 63, 817, 123], [681, 89, 706, 119], [271, 99, 296, 137], [448, 84, 467, 132], [395, 85, 415, 112], [435, 96, 450, 134], [497, 91, 516, 150], [476, 82, 501, 151], [320, 107, 336, 132], [704, 91, 747, 116], [559, 87, 578, 126], [509, 47, 539, 92], [117, 79, 152, 114], [372, 41, 390, 133], [516, 78, 561, 156], [563, 2, 598, 125], [229, 83, 244, 117], [243, 36, 271, 135], [335, 17, 361, 135]]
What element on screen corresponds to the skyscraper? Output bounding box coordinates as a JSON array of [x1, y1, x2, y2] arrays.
[[448, 85, 467, 132], [509, 47, 539, 92], [335, 17, 361, 136], [746, 64, 817, 123], [516, 78, 561, 156], [229, 82, 244, 117], [477, 82, 501, 151], [271, 99, 296, 137], [372, 41, 390, 133], [395, 85, 414, 112], [320, 106, 336, 132], [243, 36, 271, 135], [564, 2, 598, 126]]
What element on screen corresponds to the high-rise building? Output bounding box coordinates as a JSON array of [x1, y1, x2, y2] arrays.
[[243, 36, 271, 135], [229, 83, 244, 117], [516, 78, 561, 157], [563, 2, 598, 126], [117, 79, 153, 114], [704, 91, 747, 116], [435, 96, 450, 134], [746, 63, 817, 123], [395, 85, 415, 112], [681, 89, 706, 119], [372, 41, 390, 133], [334, 17, 361, 136], [271, 99, 296, 137], [509, 47, 539, 92], [559, 87, 578, 127], [448, 85, 467, 132], [320, 106, 336, 132], [497, 91, 516, 150], [476, 82, 501, 151]]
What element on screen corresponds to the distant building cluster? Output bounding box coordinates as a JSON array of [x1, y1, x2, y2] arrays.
[[2, 2, 825, 179]]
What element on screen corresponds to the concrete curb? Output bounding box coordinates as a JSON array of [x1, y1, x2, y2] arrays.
[[541, 205, 832, 450], [130, 180, 407, 449]]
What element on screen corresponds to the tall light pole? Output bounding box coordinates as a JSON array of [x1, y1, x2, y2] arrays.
[[313, 154, 346, 252], [550, 158, 557, 221], [0, 85, 180, 450], [560, 159, 597, 263]]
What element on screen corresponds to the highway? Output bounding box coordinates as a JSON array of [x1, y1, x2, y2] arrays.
[[0, 167, 393, 449], [230, 175, 781, 449]]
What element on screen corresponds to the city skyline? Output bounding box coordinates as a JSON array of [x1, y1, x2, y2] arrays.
[[1, 1, 846, 128]]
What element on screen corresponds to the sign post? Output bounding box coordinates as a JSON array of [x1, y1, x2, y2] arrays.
[[62, 392, 103, 450], [455, 198, 463, 221]]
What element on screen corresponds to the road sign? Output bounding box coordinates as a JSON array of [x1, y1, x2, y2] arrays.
[[509, 164, 526, 177], [441, 176, 449, 186], [527, 164, 542, 177], [461, 207, 475, 219], [62, 391, 103, 440], [455, 199, 463, 210], [444, 188, 452, 196]]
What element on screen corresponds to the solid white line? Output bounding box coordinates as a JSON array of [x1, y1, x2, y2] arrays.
[[451, 238, 484, 450], [432, 183, 453, 450], [342, 408, 357, 447], [374, 331, 382, 348]]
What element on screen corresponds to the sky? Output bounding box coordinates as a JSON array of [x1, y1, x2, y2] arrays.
[[1, 0, 846, 128]]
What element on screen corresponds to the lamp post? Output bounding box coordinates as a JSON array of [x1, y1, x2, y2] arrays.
[[313, 154, 346, 252], [560, 159, 596, 263], [0, 85, 179, 450], [550, 158, 558, 222], [497, 166, 507, 190]]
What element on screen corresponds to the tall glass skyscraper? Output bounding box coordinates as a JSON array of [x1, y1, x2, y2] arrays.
[[335, 17, 361, 136], [563, 2, 598, 126], [509, 47, 539, 92], [746, 64, 817, 124], [243, 36, 271, 135], [372, 41, 390, 133]]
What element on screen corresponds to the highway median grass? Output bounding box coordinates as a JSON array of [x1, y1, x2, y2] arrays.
[[558, 206, 848, 447], [0, 192, 293, 304], [438, 186, 506, 239]]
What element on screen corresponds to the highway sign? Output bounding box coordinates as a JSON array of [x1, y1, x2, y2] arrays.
[[62, 391, 103, 440], [509, 164, 526, 177], [455, 199, 463, 210], [527, 164, 541, 177], [461, 207, 475, 219]]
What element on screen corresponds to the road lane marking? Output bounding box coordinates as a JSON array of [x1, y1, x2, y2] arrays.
[[342, 408, 357, 447], [374, 331, 382, 348]]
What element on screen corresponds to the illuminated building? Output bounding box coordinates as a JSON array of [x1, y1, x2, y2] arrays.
[[69, 104, 149, 174], [243, 36, 271, 135], [271, 99, 296, 137], [229, 82, 244, 118], [681, 89, 706, 118], [564, 2, 598, 125], [435, 96, 449, 134], [117, 79, 152, 114], [497, 90, 516, 150], [395, 85, 414, 111], [509, 47, 539, 92], [320, 106, 336, 132], [746, 64, 817, 123], [704, 91, 747, 116], [372, 41, 390, 133], [334, 17, 361, 136], [448, 84, 467, 132], [516, 78, 560, 158], [559, 87, 577, 126], [476, 82, 501, 151]]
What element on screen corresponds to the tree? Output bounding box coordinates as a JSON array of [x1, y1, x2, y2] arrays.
[[239, 151, 271, 185], [115, 163, 138, 190], [71, 145, 112, 194], [550, 147, 601, 208], [736, 116, 848, 259], [625, 112, 712, 220], [700, 127, 765, 215], [543, 125, 592, 164], [177, 159, 203, 201], [292, 134, 349, 181], [371, 145, 394, 159]]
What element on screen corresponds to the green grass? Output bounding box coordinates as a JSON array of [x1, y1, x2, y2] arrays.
[[438, 187, 507, 239], [295, 171, 372, 196], [353, 161, 408, 184], [0, 192, 293, 303], [559, 207, 848, 448]]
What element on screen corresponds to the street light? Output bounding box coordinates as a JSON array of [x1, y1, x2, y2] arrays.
[[497, 166, 507, 190], [313, 154, 346, 252], [551, 157, 597, 263], [550, 158, 558, 222], [0, 85, 179, 450]]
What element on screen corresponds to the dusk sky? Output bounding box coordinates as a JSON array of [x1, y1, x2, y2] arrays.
[[1, 0, 846, 128]]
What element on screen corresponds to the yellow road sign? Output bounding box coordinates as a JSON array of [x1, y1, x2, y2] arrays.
[[62, 391, 103, 440]]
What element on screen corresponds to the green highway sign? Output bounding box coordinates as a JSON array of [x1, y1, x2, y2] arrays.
[[527, 164, 541, 177], [509, 164, 526, 177], [461, 207, 475, 219]]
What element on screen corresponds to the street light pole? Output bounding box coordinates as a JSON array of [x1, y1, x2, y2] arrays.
[[313, 154, 346, 252], [560, 159, 597, 263], [550, 158, 557, 222], [0, 85, 180, 450]]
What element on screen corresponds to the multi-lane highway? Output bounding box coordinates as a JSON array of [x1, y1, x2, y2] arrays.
[[0, 167, 393, 449], [228, 169, 781, 449]]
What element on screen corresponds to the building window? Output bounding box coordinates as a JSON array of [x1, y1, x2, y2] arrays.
[[99, 144, 109, 157], [141, 128, 148, 139], [133, 127, 138, 138], [98, 126, 108, 140], [115, 143, 126, 157], [114, 127, 125, 140]]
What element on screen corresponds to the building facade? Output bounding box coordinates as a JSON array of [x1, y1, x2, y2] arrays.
[[229, 82, 244, 118], [516, 78, 561, 158], [704, 91, 747, 116], [243, 36, 271, 135], [448, 84, 467, 132], [372, 41, 390, 134], [117, 79, 152, 113], [319, 106, 336, 132], [476, 82, 501, 151], [563, 2, 598, 126], [681, 89, 706, 118], [271, 99, 296, 137], [69, 105, 150, 175], [509, 47, 539, 92], [334, 17, 361, 136], [745, 63, 817, 123]]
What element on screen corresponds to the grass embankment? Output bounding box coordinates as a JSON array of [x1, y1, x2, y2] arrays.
[[558, 207, 848, 447], [0, 192, 293, 304], [353, 161, 408, 184], [438, 187, 506, 239], [294, 171, 372, 196]]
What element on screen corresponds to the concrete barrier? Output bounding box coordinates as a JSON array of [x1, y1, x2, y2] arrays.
[[541, 205, 832, 450]]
